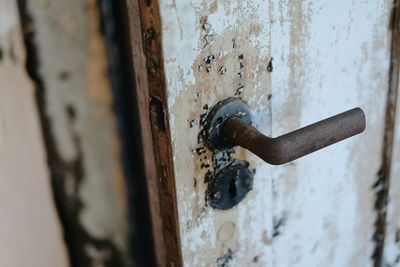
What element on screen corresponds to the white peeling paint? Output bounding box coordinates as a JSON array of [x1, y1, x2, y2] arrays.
[[270, 2, 390, 266], [27, 0, 130, 260], [159, 0, 392, 266], [384, 53, 400, 266]]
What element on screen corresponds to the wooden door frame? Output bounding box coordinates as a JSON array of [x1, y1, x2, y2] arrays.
[[123, 0, 182, 266], [123, 1, 400, 266]]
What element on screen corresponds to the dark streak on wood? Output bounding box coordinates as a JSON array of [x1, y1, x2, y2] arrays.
[[373, 1, 400, 266], [125, 0, 182, 266]]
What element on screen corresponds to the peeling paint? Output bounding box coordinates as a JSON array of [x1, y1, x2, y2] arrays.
[[159, 0, 393, 266], [18, 0, 130, 265], [384, 1, 400, 264]]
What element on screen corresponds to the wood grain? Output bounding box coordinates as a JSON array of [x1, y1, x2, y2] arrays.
[[126, 0, 183, 266]]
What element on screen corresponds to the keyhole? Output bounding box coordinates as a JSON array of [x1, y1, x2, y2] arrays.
[[228, 179, 237, 198], [216, 117, 223, 125]]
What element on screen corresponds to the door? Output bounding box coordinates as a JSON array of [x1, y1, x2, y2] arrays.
[[129, 0, 400, 266]]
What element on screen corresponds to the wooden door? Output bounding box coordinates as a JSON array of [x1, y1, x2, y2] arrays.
[[129, 0, 400, 266], [3, 0, 400, 266]]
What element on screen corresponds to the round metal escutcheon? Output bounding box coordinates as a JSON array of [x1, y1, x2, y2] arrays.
[[208, 160, 254, 210], [203, 97, 252, 150]]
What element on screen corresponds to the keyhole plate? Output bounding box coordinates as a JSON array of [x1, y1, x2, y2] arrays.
[[203, 97, 252, 150], [208, 160, 254, 210]]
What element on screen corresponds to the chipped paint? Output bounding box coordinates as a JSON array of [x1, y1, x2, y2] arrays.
[[384, 2, 400, 263], [159, 0, 392, 266], [383, 84, 400, 265], [20, 0, 130, 265]]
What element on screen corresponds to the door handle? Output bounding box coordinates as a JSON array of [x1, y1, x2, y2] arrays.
[[222, 108, 365, 165], [203, 98, 366, 165]]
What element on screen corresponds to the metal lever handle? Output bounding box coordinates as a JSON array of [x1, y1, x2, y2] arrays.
[[221, 108, 366, 165]]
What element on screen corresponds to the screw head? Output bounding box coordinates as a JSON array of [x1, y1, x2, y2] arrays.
[[212, 191, 221, 200]]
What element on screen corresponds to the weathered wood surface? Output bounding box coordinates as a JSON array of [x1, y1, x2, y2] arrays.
[[158, 0, 393, 266], [0, 1, 68, 266], [128, 0, 184, 266], [384, 5, 400, 264], [125, 0, 180, 266], [384, 66, 400, 266], [20, 0, 131, 265]]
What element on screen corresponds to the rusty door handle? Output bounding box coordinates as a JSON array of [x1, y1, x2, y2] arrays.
[[203, 98, 366, 165], [221, 108, 365, 165]]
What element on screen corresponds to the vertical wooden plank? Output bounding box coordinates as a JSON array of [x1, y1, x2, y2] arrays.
[[126, 0, 183, 265], [158, 1, 275, 266], [269, 1, 392, 266], [384, 81, 400, 267], [384, 2, 400, 265], [18, 0, 131, 265], [0, 1, 68, 266], [155, 0, 393, 266], [384, 63, 400, 266]]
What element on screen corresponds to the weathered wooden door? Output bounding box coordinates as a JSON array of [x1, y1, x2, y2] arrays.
[[3, 0, 400, 266], [130, 0, 400, 266]]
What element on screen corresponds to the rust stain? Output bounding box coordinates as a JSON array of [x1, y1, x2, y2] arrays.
[[39, 0, 49, 6], [167, 1, 272, 265], [112, 136, 128, 208], [58, 15, 78, 34], [274, 1, 312, 201], [286, 1, 311, 130], [86, 0, 127, 207], [87, 0, 127, 211], [86, 0, 113, 118], [210, 1, 218, 14]]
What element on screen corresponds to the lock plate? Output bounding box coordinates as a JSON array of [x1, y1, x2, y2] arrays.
[[203, 97, 252, 150], [207, 160, 254, 210]]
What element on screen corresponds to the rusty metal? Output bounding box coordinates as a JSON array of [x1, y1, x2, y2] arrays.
[[221, 108, 366, 165]]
